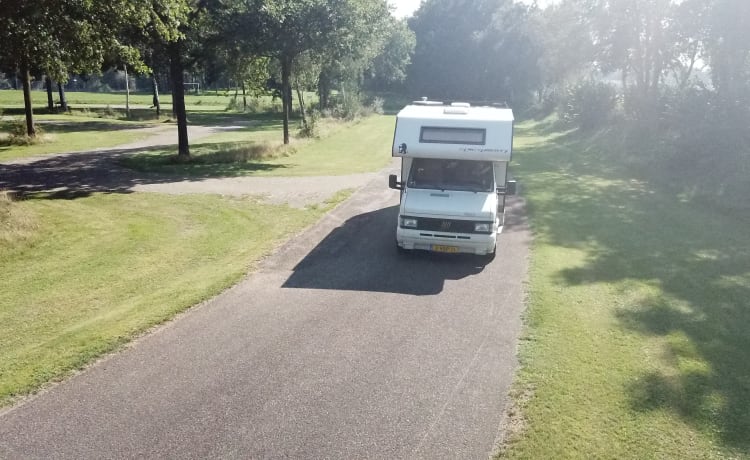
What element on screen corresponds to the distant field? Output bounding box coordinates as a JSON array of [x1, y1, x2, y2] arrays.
[[0, 89, 307, 112]]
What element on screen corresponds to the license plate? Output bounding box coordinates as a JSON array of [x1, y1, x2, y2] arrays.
[[432, 245, 459, 253]]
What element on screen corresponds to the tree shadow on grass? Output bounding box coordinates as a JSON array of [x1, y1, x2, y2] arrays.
[[0, 141, 288, 200], [521, 127, 750, 454], [0, 120, 156, 134]]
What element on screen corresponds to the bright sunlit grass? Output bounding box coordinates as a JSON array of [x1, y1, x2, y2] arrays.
[[0, 191, 347, 406], [121, 115, 396, 177]]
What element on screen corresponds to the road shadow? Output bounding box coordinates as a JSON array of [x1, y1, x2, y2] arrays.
[[282, 205, 488, 295]]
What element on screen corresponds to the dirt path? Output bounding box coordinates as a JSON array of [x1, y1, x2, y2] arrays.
[[1, 122, 382, 208]]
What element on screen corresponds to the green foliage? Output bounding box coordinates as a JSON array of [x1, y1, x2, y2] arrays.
[[408, 0, 540, 104], [297, 110, 320, 138], [654, 86, 750, 209], [561, 81, 618, 130], [363, 16, 416, 91]]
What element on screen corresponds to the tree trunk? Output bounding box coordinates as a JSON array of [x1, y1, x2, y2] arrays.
[[296, 86, 307, 130], [124, 65, 131, 118], [281, 56, 292, 145], [20, 62, 36, 137], [58, 82, 68, 111], [242, 81, 247, 111], [318, 71, 330, 109], [45, 77, 54, 112], [169, 41, 190, 158], [152, 74, 161, 119]]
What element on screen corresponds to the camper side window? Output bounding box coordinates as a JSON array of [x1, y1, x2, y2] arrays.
[[420, 127, 486, 145], [408, 158, 494, 192]]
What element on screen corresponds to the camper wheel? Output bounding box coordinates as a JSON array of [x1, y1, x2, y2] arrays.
[[396, 241, 410, 255], [482, 245, 497, 263]]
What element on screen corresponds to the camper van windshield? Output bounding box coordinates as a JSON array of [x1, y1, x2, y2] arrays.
[[407, 158, 494, 192]]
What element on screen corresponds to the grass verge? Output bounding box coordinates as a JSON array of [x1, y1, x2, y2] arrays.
[[121, 114, 396, 177], [500, 120, 750, 458], [0, 190, 348, 407]]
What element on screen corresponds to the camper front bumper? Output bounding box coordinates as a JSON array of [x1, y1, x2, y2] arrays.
[[396, 226, 497, 255]]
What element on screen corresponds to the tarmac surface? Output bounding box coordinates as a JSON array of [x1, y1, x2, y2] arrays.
[[0, 131, 530, 459]]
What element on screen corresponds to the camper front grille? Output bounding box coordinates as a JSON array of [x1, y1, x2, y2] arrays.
[[403, 216, 492, 234]]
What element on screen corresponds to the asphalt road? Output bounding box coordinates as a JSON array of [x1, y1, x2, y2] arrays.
[[0, 170, 530, 459]]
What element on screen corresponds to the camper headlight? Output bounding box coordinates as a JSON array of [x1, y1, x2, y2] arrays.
[[400, 216, 418, 228], [474, 222, 493, 233]]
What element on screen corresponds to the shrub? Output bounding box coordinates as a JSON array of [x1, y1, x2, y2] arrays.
[[2, 119, 45, 146], [561, 80, 618, 131], [369, 97, 385, 115], [225, 96, 241, 112], [336, 92, 365, 120], [100, 105, 118, 118], [297, 110, 320, 138]]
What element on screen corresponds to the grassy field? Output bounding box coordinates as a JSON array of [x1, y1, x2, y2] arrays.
[[1, 89, 250, 108], [0, 190, 348, 406], [121, 114, 396, 177], [0, 99, 391, 407], [501, 120, 750, 458], [0, 115, 158, 161], [0, 89, 306, 113], [0, 90, 325, 163]]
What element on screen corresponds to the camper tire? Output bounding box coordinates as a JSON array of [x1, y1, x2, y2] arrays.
[[482, 246, 497, 262], [396, 241, 410, 255]]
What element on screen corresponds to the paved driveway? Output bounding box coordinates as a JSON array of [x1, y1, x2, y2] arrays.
[[0, 170, 529, 459]]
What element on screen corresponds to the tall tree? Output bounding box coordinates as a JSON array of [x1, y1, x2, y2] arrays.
[[408, 0, 540, 104], [363, 17, 416, 93], [229, 0, 391, 144], [593, 0, 676, 119], [703, 0, 750, 104], [0, 0, 188, 137], [528, 0, 598, 102]]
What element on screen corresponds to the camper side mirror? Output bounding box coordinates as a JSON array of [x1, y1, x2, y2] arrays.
[[389, 174, 402, 190], [497, 180, 517, 196]]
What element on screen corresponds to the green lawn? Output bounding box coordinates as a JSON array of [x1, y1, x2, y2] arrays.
[[121, 114, 396, 177], [501, 121, 750, 458], [0, 115, 158, 161], [0, 191, 348, 406], [0, 108, 391, 408]]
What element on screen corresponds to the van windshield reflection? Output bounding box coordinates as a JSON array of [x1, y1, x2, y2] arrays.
[[407, 158, 494, 192]]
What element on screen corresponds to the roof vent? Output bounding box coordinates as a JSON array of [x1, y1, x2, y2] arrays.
[[413, 98, 444, 106], [451, 102, 471, 108], [444, 107, 469, 115]]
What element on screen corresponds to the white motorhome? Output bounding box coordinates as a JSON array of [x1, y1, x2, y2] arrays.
[[388, 100, 516, 258]]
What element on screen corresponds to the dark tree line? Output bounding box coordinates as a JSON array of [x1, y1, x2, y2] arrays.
[[0, 0, 416, 153]]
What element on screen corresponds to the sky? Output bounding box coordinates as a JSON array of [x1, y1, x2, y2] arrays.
[[390, 0, 558, 18]]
